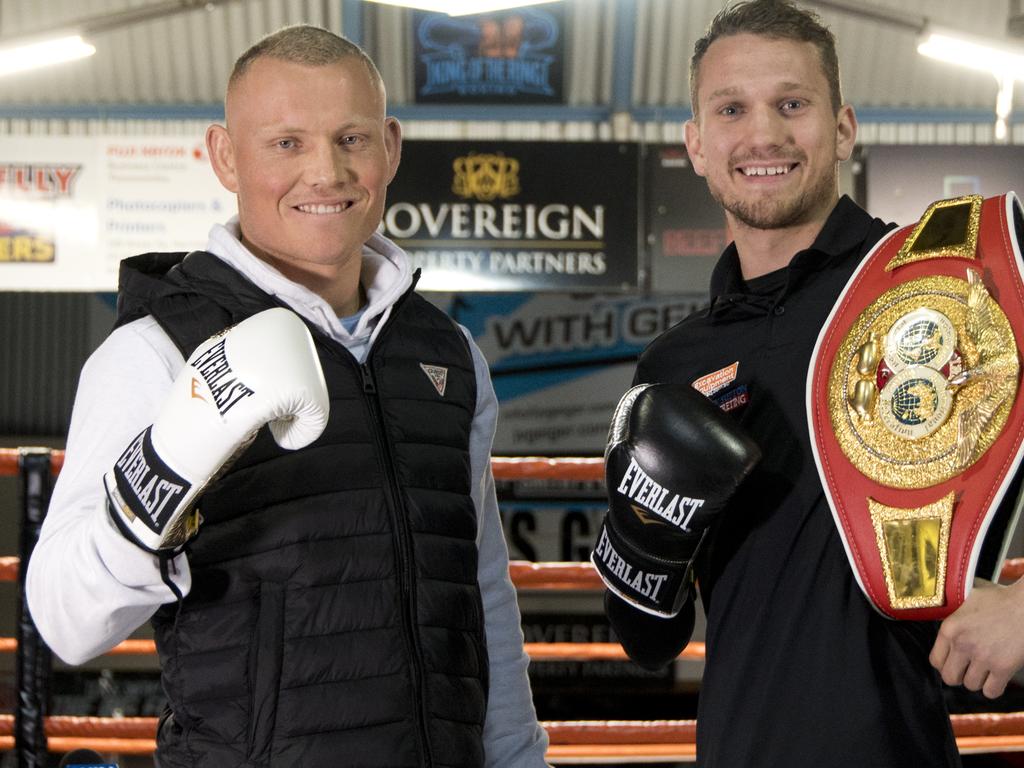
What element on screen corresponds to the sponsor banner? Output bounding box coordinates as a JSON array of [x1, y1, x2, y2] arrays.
[[501, 501, 605, 562], [1, 137, 95, 288], [1, 135, 234, 291], [431, 291, 706, 454], [645, 144, 728, 294], [101, 138, 232, 271], [504, 506, 678, 679], [864, 145, 1024, 227], [521, 612, 675, 681], [523, 612, 618, 643], [383, 140, 640, 292], [413, 5, 564, 104]]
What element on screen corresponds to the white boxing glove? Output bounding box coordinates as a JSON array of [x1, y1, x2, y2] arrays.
[[104, 307, 330, 552]]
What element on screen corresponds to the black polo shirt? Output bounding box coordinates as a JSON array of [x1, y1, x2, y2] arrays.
[[634, 197, 961, 767]]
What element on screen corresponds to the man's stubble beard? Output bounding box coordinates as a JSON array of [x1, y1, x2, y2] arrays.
[[709, 160, 839, 232]]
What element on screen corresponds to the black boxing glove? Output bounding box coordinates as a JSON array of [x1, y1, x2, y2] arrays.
[[605, 590, 696, 671], [591, 382, 761, 617]]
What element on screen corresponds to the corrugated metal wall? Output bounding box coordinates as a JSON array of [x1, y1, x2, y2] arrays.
[[0, 0, 344, 106], [2, 0, 1020, 116], [0, 0, 620, 109], [4, 115, 1022, 144], [632, 0, 1020, 113]]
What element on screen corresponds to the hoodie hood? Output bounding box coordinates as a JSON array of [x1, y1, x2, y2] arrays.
[[206, 218, 413, 349]]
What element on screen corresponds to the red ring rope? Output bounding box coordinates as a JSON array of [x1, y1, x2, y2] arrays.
[[4, 715, 1024, 758]]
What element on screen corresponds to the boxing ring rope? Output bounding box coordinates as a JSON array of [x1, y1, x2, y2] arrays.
[[0, 453, 611, 481], [5, 449, 1024, 763], [0, 712, 1022, 760]]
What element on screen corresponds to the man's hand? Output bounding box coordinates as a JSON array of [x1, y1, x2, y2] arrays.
[[591, 382, 760, 618], [930, 578, 1024, 699], [105, 308, 329, 552]]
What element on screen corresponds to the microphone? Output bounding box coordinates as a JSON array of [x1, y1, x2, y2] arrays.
[[58, 749, 118, 767]]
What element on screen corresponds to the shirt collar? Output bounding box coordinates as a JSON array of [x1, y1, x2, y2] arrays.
[[709, 195, 876, 301]]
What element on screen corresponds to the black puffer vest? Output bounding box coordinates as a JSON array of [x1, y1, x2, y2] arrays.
[[115, 251, 488, 768]]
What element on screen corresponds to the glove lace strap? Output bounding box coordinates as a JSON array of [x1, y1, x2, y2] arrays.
[[158, 551, 186, 614]]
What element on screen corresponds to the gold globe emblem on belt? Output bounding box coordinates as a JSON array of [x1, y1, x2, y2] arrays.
[[830, 269, 1018, 490]]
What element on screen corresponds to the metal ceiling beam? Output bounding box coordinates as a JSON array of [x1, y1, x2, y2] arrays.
[[1009, 0, 1024, 36], [0, 0, 243, 44], [804, 0, 927, 34], [611, 0, 635, 113], [810, 0, 1024, 45]]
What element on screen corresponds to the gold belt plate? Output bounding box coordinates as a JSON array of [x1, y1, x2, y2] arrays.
[[829, 271, 1019, 489]]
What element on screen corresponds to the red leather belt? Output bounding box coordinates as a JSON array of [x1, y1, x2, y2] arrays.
[[809, 193, 1024, 620]]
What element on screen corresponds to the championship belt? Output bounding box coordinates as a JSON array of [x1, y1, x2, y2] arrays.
[[809, 193, 1024, 620]]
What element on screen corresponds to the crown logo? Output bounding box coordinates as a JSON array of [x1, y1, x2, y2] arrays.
[[452, 153, 520, 202]]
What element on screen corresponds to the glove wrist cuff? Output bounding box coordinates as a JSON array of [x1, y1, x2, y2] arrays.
[[105, 426, 201, 552], [591, 516, 694, 618]]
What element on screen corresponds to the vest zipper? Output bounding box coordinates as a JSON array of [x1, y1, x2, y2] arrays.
[[360, 361, 433, 768]]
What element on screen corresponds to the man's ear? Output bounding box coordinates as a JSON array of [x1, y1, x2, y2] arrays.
[[835, 104, 858, 162], [684, 119, 707, 177], [384, 116, 403, 185], [206, 123, 239, 193]]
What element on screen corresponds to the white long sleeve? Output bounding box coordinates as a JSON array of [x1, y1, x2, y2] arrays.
[[27, 317, 190, 664], [465, 336, 550, 767]]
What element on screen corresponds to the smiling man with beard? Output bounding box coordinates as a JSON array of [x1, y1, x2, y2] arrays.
[[592, 1, 1024, 766]]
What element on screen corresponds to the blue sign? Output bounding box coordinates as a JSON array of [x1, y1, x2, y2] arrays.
[[413, 6, 564, 104]]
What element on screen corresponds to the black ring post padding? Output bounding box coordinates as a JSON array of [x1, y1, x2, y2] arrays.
[[16, 448, 53, 768]]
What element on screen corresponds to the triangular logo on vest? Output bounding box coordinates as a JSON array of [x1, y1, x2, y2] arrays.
[[420, 363, 448, 396]]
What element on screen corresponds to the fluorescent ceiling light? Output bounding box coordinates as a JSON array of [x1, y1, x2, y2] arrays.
[[365, 0, 557, 15], [918, 31, 1024, 81], [0, 35, 96, 78], [918, 29, 1024, 141]]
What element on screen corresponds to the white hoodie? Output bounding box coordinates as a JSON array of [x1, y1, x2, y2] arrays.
[[25, 220, 549, 767]]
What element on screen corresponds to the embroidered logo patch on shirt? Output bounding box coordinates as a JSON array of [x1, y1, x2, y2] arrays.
[[712, 384, 749, 413], [691, 362, 739, 397], [420, 363, 448, 396]]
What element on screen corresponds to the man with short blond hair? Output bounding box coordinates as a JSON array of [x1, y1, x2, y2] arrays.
[[28, 25, 548, 767]]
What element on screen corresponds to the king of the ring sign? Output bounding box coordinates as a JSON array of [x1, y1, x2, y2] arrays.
[[380, 140, 640, 292]]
